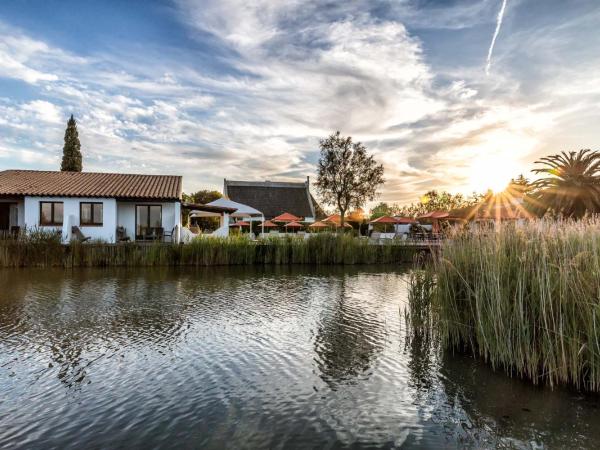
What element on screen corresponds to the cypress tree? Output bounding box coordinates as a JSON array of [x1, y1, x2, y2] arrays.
[[60, 114, 83, 172]]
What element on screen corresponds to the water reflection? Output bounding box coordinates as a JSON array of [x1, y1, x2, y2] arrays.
[[314, 276, 384, 388], [0, 266, 599, 449], [438, 352, 600, 448]]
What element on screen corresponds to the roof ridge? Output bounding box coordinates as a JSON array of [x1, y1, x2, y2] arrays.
[[226, 179, 306, 188], [0, 170, 182, 200], [2, 169, 181, 178]]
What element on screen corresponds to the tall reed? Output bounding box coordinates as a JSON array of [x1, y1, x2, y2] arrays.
[[410, 220, 600, 391], [0, 233, 419, 268]]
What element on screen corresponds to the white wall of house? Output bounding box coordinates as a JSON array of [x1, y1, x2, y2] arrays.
[[116, 201, 181, 242], [14, 201, 24, 228], [18, 196, 181, 243], [23, 196, 118, 242]]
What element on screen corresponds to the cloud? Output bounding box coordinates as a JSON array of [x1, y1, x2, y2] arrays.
[[0, 41, 58, 84], [0, 1, 598, 206], [21, 100, 62, 123], [0, 23, 86, 84]]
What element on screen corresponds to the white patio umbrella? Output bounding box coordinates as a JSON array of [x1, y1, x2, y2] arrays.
[[206, 198, 262, 218], [206, 198, 264, 235]]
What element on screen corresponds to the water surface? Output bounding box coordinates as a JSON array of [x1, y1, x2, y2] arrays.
[[1, 266, 599, 449]]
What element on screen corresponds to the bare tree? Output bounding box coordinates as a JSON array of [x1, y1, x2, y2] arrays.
[[316, 131, 384, 228]]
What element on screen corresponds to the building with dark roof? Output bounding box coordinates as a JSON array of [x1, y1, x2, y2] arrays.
[[0, 169, 183, 243], [224, 177, 325, 221]]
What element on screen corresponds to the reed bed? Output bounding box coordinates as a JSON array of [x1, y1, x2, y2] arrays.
[[0, 233, 419, 268], [409, 219, 600, 391]]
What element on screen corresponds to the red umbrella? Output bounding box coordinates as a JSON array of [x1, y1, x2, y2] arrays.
[[394, 216, 417, 224], [272, 212, 303, 223], [369, 216, 400, 233], [417, 210, 449, 220]]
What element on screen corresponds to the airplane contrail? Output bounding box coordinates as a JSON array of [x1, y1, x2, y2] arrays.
[[486, 0, 508, 75]]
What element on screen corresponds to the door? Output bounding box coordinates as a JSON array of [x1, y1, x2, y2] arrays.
[[0, 204, 9, 231], [135, 205, 162, 240]]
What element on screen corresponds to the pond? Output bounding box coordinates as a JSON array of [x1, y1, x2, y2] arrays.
[[1, 266, 599, 449]]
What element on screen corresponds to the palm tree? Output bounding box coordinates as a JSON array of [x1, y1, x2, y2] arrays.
[[531, 149, 600, 218]]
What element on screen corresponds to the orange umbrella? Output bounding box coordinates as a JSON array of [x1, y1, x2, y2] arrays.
[[417, 211, 449, 233], [323, 214, 353, 228], [282, 220, 303, 233], [272, 212, 303, 223], [259, 220, 279, 228], [309, 221, 330, 228], [369, 215, 399, 233], [285, 221, 304, 228], [369, 215, 398, 224], [308, 221, 331, 232], [347, 208, 365, 222], [323, 214, 342, 223]]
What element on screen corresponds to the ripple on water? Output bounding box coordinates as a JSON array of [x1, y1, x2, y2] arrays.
[[1, 266, 600, 449]]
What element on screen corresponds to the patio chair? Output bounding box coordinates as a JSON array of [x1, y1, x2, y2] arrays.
[[163, 227, 175, 243], [145, 227, 163, 241], [116, 226, 130, 242], [10, 226, 20, 239], [71, 226, 91, 243]]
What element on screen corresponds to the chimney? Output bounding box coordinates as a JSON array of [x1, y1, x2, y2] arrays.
[[306, 175, 310, 187]]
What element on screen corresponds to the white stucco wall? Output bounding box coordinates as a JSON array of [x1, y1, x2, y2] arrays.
[[23, 196, 118, 243], [20, 197, 181, 243], [16, 200, 24, 227]]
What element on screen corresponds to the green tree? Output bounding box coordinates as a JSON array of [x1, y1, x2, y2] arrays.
[[316, 131, 385, 228], [531, 149, 600, 218], [182, 190, 223, 229], [396, 190, 484, 217], [182, 190, 222, 205], [369, 202, 399, 220], [60, 115, 82, 172]]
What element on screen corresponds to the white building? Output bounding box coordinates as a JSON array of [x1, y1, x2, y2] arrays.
[[0, 170, 183, 243]]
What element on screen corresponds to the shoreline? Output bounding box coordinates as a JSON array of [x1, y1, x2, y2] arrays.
[[0, 235, 430, 268]]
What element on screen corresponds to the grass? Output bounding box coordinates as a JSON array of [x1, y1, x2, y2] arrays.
[[0, 233, 420, 268], [408, 219, 600, 391]]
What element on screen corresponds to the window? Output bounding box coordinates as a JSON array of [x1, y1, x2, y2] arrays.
[[136, 205, 162, 237], [40, 202, 63, 226], [80, 202, 103, 226]]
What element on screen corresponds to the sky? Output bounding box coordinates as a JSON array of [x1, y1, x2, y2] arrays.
[[0, 0, 599, 205]]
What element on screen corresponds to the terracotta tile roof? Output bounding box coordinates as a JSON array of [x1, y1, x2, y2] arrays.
[[0, 170, 182, 200]]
